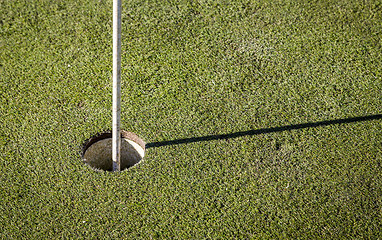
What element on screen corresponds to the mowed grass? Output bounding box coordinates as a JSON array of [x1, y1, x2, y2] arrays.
[[1, 0, 381, 238]]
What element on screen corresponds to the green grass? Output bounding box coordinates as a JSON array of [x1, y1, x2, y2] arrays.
[[1, 0, 381, 238]]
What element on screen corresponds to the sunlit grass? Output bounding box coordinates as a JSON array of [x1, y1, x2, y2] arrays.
[[1, 0, 381, 238]]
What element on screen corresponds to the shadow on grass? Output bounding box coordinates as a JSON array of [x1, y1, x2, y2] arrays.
[[146, 114, 382, 148]]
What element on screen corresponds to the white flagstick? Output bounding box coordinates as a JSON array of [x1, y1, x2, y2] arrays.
[[112, 0, 122, 172]]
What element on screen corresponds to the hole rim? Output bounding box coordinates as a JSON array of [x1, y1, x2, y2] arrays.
[[81, 130, 146, 171]]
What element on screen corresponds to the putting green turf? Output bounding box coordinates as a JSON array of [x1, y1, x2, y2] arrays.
[[1, 0, 381, 238]]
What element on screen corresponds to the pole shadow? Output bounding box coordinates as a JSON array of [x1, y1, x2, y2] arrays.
[[146, 114, 382, 148]]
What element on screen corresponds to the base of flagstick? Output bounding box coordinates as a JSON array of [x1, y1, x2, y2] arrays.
[[82, 131, 145, 172]]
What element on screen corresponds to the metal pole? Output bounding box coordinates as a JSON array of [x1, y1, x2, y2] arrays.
[[112, 0, 122, 172]]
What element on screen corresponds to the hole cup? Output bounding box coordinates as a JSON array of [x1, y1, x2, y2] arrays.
[[82, 131, 145, 171]]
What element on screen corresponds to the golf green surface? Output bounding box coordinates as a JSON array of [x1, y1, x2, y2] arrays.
[[1, 0, 381, 238]]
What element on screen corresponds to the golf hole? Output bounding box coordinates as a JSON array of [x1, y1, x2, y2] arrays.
[[82, 131, 145, 171]]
